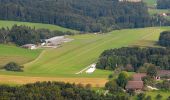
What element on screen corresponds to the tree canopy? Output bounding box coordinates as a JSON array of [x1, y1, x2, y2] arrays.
[[0, 81, 130, 100], [0, 25, 74, 46], [0, 0, 151, 32], [159, 31, 170, 47], [157, 0, 170, 9], [96, 47, 170, 71], [116, 71, 129, 88]]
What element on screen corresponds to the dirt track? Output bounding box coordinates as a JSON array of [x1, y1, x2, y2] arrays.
[[0, 75, 108, 87]]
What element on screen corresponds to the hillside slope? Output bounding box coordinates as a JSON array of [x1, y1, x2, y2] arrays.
[[0, 0, 150, 32], [0, 27, 169, 78], [0, 20, 77, 33], [0, 44, 41, 67]]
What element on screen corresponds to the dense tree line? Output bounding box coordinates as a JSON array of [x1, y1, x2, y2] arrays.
[[159, 31, 170, 47], [0, 0, 153, 32], [96, 47, 170, 71], [0, 25, 74, 46], [157, 0, 170, 9], [0, 81, 130, 100]]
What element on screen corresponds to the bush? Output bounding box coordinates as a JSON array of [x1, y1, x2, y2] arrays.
[[167, 96, 170, 100], [105, 80, 122, 93], [155, 94, 162, 100], [145, 96, 152, 100], [137, 93, 146, 100], [4, 62, 23, 72]]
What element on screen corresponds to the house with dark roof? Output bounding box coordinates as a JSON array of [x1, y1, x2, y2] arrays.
[[156, 70, 170, 80], [126, 81, 144, 90], [132, 73, 146, 81], [126, 70, 170, 91], [125, 73, 146, 91]]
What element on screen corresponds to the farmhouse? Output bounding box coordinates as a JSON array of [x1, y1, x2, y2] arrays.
[[21, 44, 36, 50], [125, 73, 146, 90], [156, 70, 170, 80], [126, 70, 170, 91], [132, 73, 146, 81], [126, 81, 144, 90]]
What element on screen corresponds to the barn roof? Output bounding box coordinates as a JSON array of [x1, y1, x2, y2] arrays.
[[133, 73, 146, 81], [125, 81, 144, 90]]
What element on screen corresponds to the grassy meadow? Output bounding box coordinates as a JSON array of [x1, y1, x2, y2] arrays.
[[0, 24, 169, 86], [0, 20, 77, 33], [0, 27, 168, 78], [0, 44, 41, 67], [143, 0, 156, 7]]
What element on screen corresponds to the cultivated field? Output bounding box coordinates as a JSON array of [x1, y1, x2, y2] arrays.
[[0, 20, 77, 33], [0, 26, 170, 86]]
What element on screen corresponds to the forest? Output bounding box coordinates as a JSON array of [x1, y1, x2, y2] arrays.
[[96, 47, 170, 71], [0, 0, 153, 32], [0, 81, 129, 100], [0, 25, 74, 46], [159, 31, 170, 47], [157, 0, 170, 9]]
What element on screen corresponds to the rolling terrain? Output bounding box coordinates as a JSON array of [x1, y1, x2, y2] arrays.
[[0, 20, 77, 33], [0, 44, 41, 67], [0, 22, 170, 86]]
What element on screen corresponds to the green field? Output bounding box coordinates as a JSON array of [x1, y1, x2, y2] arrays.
[[0, 27, 169, 78], [146, 90, 170, 100], [0, 44, 41, 67], [148, 9, 170, 15], [0, 20, 77, 33], [143, 0, 156, 7]]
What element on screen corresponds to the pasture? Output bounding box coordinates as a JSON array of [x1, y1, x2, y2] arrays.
[[0, 20, 77, 33]]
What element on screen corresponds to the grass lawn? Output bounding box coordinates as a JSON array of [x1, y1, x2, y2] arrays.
[[0, 20, 78, 33], [148, 9, 170, 15], [0, 27, 168, 78], [0, 26, 169, 86], [146, 90, 170, 100], [143, 0, 156, 7], [0, 44, 42, 67]]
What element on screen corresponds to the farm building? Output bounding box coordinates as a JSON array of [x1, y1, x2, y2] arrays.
[[132, 73, 146, 81], [21, 44, 36, 50], [125, 73, 146, 91], [156, 70, 170, 80], [126, 81, 144, 90], [44, 36, 74, 47]]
